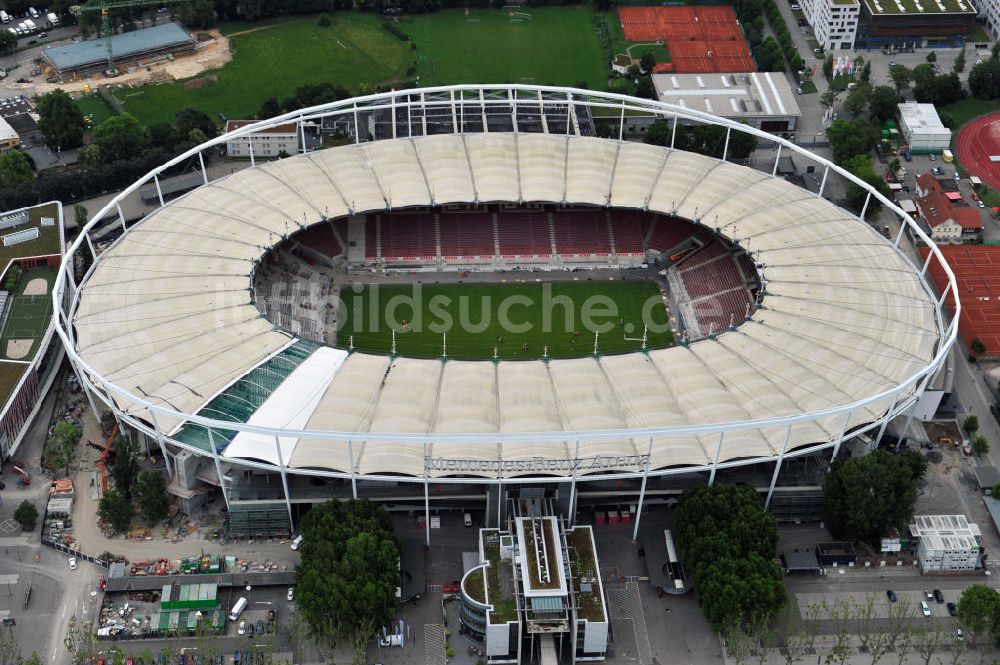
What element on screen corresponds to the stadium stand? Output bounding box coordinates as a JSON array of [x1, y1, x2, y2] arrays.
[[611, 211, 645, 256], [552, 209, 612, 257], [497, 209, 553, 259], [378, 211, 437, 262], [292, 222, 342, 259], [439, 210, 496, 260]]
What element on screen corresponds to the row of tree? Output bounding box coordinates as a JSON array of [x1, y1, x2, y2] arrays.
[[643, 120, 759, 160], [674, 484, 786, 632], [97, 436, 170, 533], [969, 44, 1000, 100]]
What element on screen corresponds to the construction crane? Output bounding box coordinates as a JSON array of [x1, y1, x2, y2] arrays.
[[74, 0, 185, 73]]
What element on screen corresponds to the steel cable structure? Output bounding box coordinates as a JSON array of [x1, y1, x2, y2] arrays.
[[53, 86, 959, 533]]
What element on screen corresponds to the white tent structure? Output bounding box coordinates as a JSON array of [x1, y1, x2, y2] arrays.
[[55, 86, 958, 535]]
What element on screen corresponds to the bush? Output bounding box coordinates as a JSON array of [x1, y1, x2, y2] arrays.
[[382, 19, 410, 41], [963, 414, 980, 435], [14, 500, 38, 531], [318, 14, 331, 27]]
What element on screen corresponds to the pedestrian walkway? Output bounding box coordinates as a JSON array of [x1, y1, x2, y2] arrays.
[[424, 623, 446, 665], [608, 583, 652, 665]]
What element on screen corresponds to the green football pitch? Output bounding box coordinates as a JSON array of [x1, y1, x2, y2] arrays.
[[116, 8, 607, 126], [337, 280, 673, 360]]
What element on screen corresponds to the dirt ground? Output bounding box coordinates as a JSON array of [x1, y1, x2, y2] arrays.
[[30, 30, 232, 96]]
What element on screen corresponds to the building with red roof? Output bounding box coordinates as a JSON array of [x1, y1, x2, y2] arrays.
[[915, 173, 982, 243]]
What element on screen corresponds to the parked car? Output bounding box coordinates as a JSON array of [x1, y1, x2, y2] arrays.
[[933, 589, 944, 603], [930, 154, 937, 161], [979, 200, 986, 208], [238, 620, 246, 635], [947, 602, 957, 616], [956, 629, 964, 641], [68, 557, 77, 570], [921, 600, 932, 617], [887, 589, 898, 602], [287, 587, 294, 601]]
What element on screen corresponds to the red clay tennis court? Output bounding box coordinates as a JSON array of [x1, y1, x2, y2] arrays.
[[617, 6, 755, 73], [922, 244, 1000, 354], [955, 112, 1000, 191]]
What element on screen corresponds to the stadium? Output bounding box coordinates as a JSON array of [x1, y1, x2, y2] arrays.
[[54, 86, 958, 537]]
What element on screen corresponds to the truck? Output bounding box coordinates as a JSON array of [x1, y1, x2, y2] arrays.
[[23, 19, 35, 31], [27, 7, 38, 18], [0, 11, 10, 23], [46, 12, 58, 26], [228, 596, 248, 621]]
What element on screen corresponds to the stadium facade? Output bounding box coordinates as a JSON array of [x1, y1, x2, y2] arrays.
[[54, 86, 958, 538]]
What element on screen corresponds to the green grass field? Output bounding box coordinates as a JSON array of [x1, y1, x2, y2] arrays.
[[601, 10, 670, 68], [76, 94, 118, 127], [400, 7, 606, 87], [0, 268, 56, 362], [117, 8, 608, 125], [337, 280, 672, 360], [119, 13, 413, 125]]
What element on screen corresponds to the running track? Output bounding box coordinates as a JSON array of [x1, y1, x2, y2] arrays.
[[955, 112, 1000, 190]]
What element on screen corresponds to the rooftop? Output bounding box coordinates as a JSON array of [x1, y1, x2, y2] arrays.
[[566, 527, 605, 623], [481, 529, 517, 624], [42, 22, 195, 71], [0, 116, 17, 143], [898, 102, 950, 133], [910, 514, 981, 538], [516, 516, 567, 596], [863, 0, 975, 15], [224, 119, 300, 136], [651, 72, 801, 119], [915, 174, 982, 230]]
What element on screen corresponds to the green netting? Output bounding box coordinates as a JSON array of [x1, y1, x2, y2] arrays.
[[173, 339, 320, 451]]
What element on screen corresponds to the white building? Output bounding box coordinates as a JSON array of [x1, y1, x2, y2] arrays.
[[0, 116, 19, 153], [898, 102, 951, 153], [911, 514, 982, 573], [650, 72, 801, 133], [980, 0, 1000, 38], [224, 120, 299, 159], [801, 0, 861, 50]]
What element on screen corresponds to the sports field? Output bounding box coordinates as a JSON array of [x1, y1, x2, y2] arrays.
[[0, 268, 55, 362], [120, 13, 413, 125], [117, 8, 607, 125], [337, 280, 673, 360], [406, 7, 606, 87]]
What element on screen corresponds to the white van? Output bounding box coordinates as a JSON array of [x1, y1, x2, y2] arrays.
[[290, 534, 304, 550], [229, 596, 248, 621], [463, 512, 472, 527], [0, 11, 10, 23], [27, 7, 38, 18]]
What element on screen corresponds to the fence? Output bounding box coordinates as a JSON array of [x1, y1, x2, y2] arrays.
[[40, 538, 110, 568]]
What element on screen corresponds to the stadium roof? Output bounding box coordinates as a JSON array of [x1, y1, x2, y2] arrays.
[[42, 23, 195, 72], [73, 133, 940, 477]]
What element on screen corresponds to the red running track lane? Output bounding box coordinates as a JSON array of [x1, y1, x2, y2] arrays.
[[955, 112, 1000, 191]]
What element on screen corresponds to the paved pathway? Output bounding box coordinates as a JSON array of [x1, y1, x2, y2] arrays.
[[608, 583, 652, 665], [423, 623, 446, 665]]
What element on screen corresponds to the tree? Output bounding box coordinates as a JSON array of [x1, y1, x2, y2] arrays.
[[973, 434, 990, 457], [954, 48, 966, 74], [77, 144, 101, 170], [175, 107, 217, 140], [859, 59, 872, 83], [963, 414, 979, 435], [869, 85, 899, 122], [635, 75, 655, 100], [926, 50, 937, 63], [826, 118, 878, 164], [135, 471, 170, 526], [111, 435, 138, 498], [819, 89, 840, 110], [969, 58, 1000, 99], [643, 120, 671, 147], [639, 51, 656, 74], [177, 0, 215, 28], [972, 337, 988, 356], [44, 421, 81, 476], [36, 89, 85, 150], [97, 488, 132, 533], [674, 484, 785, 631], [13, 500, 38, 531], [823, 449, 927, 545], [0, 29, 15, 55], [74, 205, 88, 229], [147, 122, 180, 153], [842, 153, 890, 213], [913, 72, 964, 106], [258, 96, 282, 120], [957, 584, 1000, 649], [843, 83, 871, 116], [0, 152, 33, 190], [890, 64, 913, 91], [296, 500, 399, 651], [92, 114, 149, 164]]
